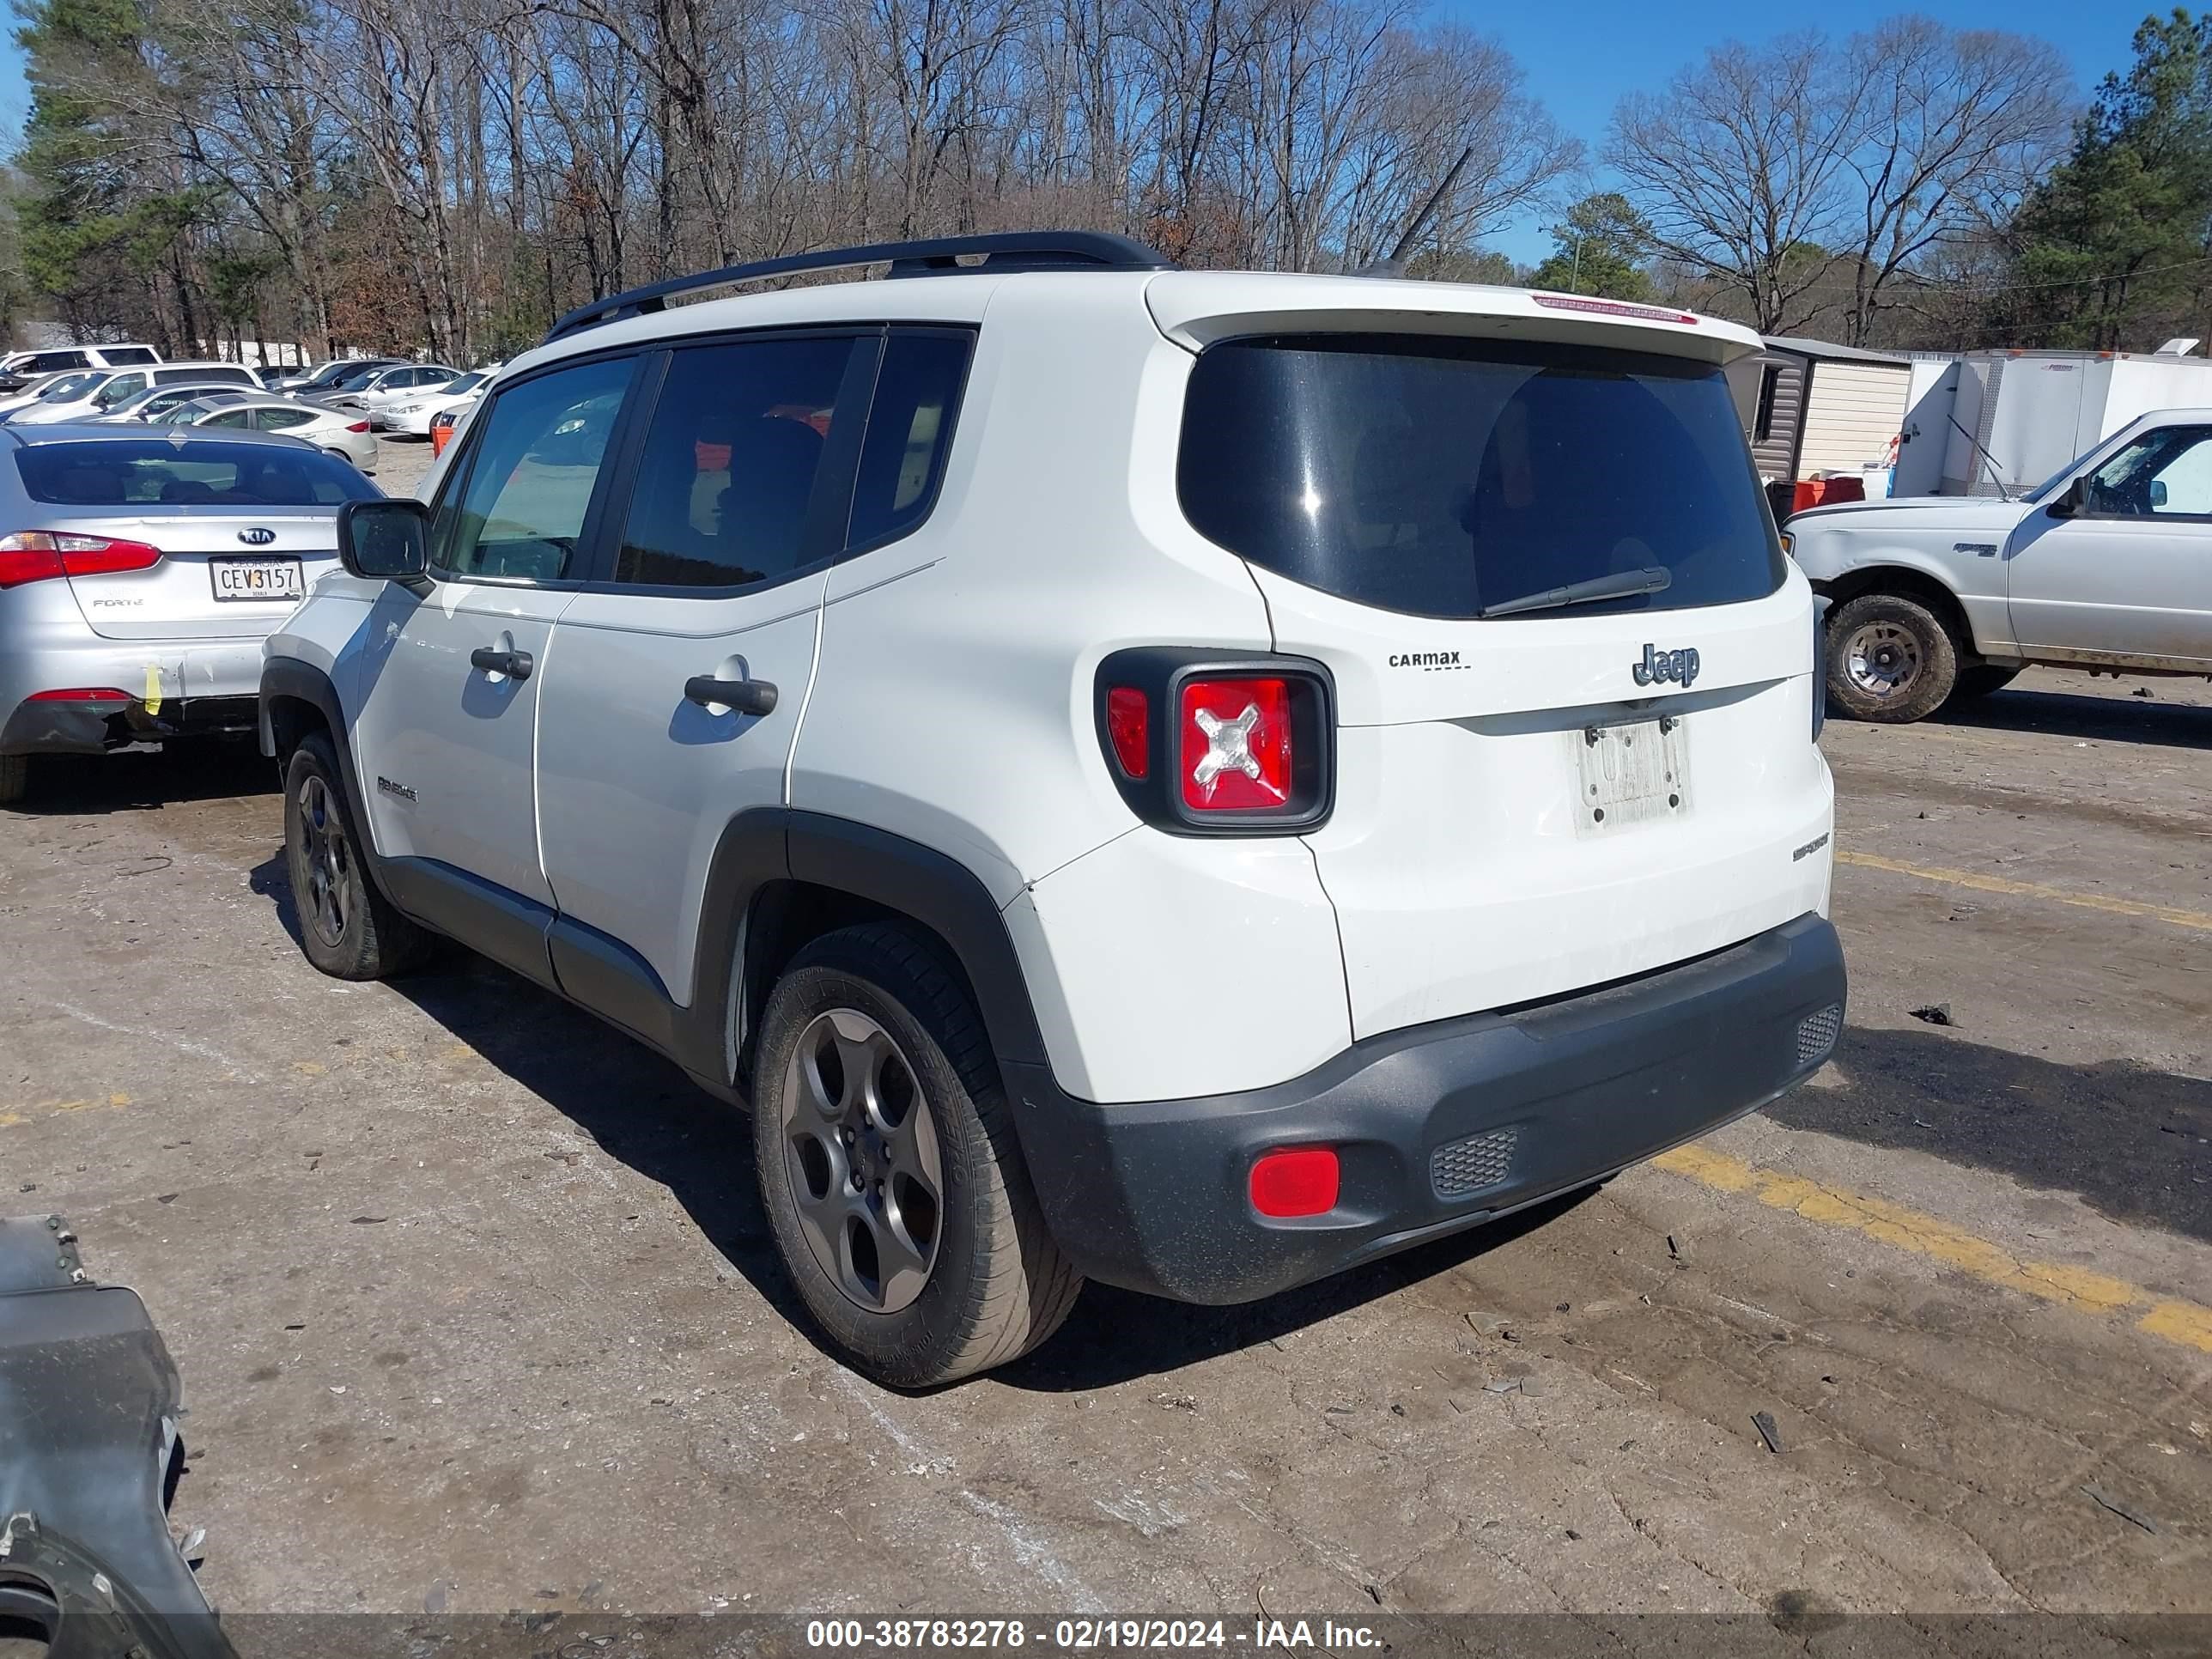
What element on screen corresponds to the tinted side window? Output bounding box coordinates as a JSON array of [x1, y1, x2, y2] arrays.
[[848, 331, 971, 550], [434, 356, 634, 582], [258, 406, 315, 430], [104, 347, 158, 366], [612, 336, 857, 590]]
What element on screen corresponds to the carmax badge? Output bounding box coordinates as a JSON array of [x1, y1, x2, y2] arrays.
[[1632, 643, 1700, 689]]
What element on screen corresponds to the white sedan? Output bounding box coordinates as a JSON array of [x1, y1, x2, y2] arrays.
[[156, 394, 380, 473], [319, 362, 463, 423], [380, 368, 495, 436]]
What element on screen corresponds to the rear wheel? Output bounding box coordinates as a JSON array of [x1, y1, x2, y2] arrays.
[[283, 732, 434, 978], [1825, 592, 1959, 724], [753, 923, 1081, 1386], [0, 754, 27, 806], [1952, 664, 2022, 702]]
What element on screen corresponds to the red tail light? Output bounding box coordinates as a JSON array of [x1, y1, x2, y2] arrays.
[[346, 421, 371, 433], [28, 687, 131, 702], [1180, 678, 1291, 811], [1249, 1147, 1340, 1218], [0, 532, 163, 587], [1104, 687, 1149, 779]]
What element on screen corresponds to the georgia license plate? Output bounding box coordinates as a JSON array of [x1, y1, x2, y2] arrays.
[[1574, 715, 1691, 836], [210, 557, 305, 601]]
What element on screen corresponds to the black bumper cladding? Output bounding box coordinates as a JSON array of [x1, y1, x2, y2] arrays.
[[1008, 914, 1847, 1304]]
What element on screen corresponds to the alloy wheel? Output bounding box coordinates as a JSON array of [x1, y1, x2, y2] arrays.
[[1843, 621, 1923, 700], [779, 1008, 944, 1315], [297, 775, 351, 947]]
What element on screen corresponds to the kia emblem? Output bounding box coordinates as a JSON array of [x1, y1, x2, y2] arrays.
[[238, 527, 276, 546]]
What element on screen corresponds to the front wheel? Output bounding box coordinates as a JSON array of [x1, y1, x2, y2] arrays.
[[283, 733, 435, 978], [1824, 592, 1960, 724], [752, 923, 1081, 1386]]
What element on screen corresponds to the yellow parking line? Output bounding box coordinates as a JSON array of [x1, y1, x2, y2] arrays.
[[1837, 850, 2212, 933], [1652, 1143, 2212, 1356]]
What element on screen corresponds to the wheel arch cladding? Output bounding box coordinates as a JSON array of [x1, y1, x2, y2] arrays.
[[1820, 566, 1972, 649], [687, 813, 1052, 1113], [257, 657, 396, 895]]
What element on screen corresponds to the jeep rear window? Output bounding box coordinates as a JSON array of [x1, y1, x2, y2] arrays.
[[15, 441, 377, 506], [1177, 334, 1783, 620]]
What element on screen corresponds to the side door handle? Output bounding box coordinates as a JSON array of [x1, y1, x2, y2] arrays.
[[470, 645, 534, 681], [684, 675, 778, 716]]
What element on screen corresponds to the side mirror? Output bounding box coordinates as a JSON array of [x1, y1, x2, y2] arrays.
[[2046, 477, 2085, 519], [338, 499, 431, 581], [2148, 478, 2168, 508]]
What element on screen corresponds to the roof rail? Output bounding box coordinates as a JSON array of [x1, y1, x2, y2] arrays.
[[543, 230, 1176, 344]]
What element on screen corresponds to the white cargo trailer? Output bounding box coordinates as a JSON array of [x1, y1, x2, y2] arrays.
[[1899, 344, 2212, 497]]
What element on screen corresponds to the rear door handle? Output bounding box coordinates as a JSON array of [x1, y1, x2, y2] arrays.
[[684, 675, 778, 716], [470, 646, 533, 681]]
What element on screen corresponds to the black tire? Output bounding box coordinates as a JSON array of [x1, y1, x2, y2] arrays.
[[0, 754, 27, 806], [283, 732, 435, 978], [1952, 664, 2022, 702], [752, 922, 1081, 1386], [1824, 592, 1960, 724]]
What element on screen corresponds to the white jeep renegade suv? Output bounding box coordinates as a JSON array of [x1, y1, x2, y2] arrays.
[[261, 232, 1845, 1385]]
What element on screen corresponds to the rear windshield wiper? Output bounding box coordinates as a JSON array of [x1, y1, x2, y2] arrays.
[[1478, 566, 1672, 620]]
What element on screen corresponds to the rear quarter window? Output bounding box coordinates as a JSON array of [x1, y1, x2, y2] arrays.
[[15, 442, 380, 506], [1177, 334, 1783, 620]]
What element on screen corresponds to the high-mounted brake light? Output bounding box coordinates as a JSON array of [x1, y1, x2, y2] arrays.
[[28, 687, 131, 702], [1105, 686, 1148, 779], [1531, 294, 1698, 325], [1249, 1147, 1340, 1218], [1181, 678, 1291, 811], [0, 531, 163, 587]]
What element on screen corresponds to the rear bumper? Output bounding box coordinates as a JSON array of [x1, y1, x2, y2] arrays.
[[1, 635, 268, 755], [1007, 912, 1846, 1304]]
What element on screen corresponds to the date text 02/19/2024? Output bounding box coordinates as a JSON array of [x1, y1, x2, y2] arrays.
[[803, 1619, 1382, 1650]]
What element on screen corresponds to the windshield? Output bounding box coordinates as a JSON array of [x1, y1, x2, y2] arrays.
[[2022, 446, 2105, 504], [37, 374, 100, 402], [1177, 335, 1784, 620], [15, 441, 380, 505]]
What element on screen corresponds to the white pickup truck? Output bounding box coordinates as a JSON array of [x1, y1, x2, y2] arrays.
[[1786, 408, 2212, 722]]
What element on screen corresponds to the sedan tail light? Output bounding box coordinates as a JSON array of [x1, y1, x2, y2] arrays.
[[0, 531, 164, 587], [345, 421, 370, 434]]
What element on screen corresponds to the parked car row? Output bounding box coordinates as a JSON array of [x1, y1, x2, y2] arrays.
[[0, 347, 503, 445]]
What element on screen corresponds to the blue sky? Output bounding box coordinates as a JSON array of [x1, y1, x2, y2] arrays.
[[0, 0, 2143, 262], [1462, 0, 2136, 261]]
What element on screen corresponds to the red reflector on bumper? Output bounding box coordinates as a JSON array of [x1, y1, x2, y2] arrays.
[[1249, 1147, 1340, 1218]]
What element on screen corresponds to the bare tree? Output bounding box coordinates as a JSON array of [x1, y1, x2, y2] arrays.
[[1834, 15, 2074, 343], [1607, 33, 1863, 333]]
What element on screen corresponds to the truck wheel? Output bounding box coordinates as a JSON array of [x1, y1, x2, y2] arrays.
[[0, 754, 27, 806], [753, 923, 1081, 1387], [1825, 592, 1959, 724], [1952, 665, 2021, 702], [283, 732, 435, 979]]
